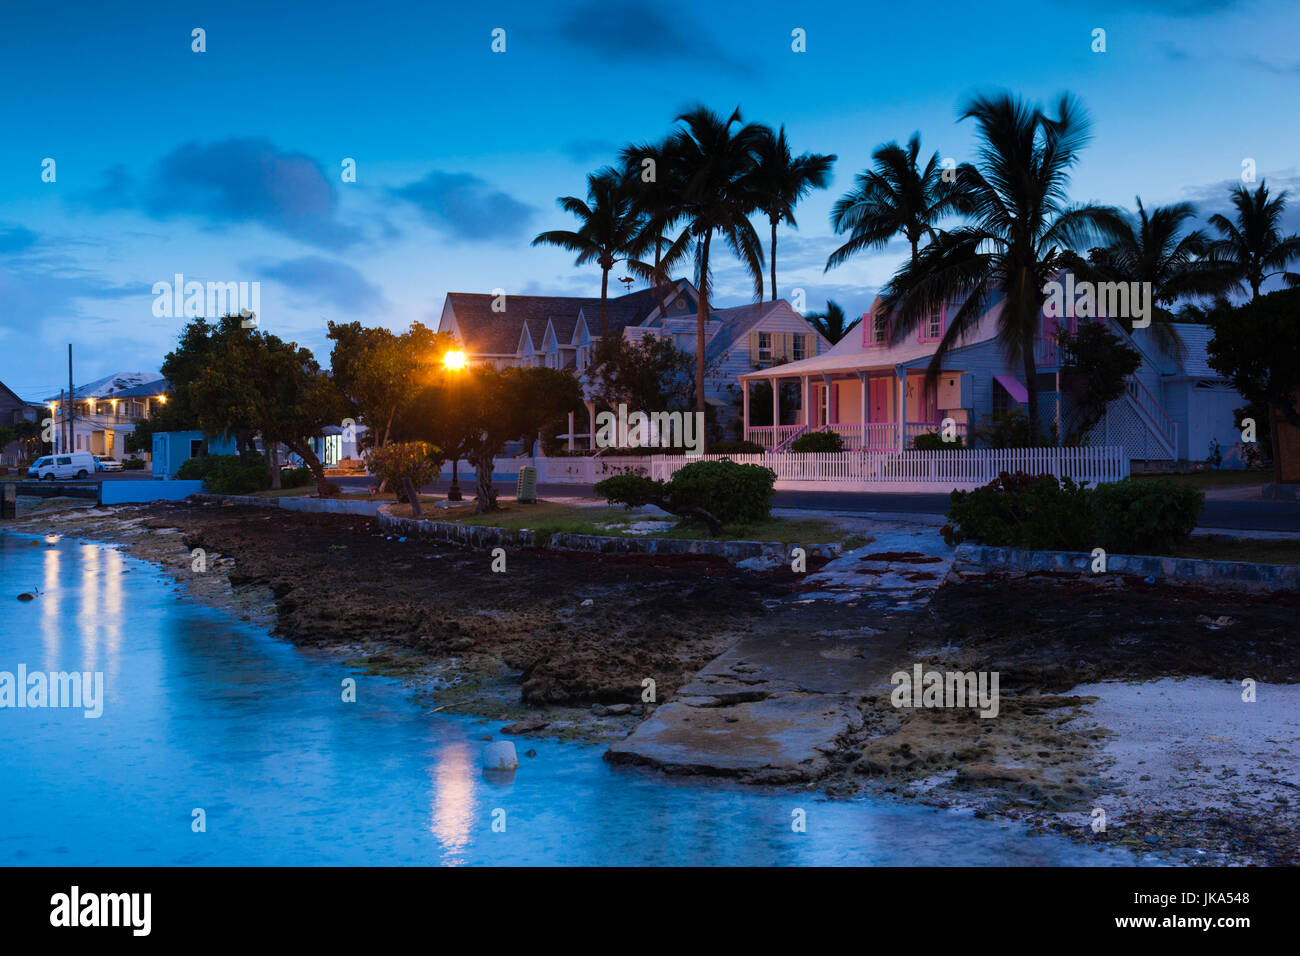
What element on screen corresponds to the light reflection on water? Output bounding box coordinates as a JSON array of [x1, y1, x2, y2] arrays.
[[0, 533, 1138, 867]]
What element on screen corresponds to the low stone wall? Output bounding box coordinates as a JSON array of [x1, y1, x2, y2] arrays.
[[191, 493, 383, 516], [953, 543, 1300, 593], [376, 504, 839, 564]]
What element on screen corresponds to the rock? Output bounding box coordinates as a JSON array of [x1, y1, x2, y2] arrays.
[[580, 598, 594, 607], [501, 719, 550, 735], [482, 740, 518, 771], [448, 637, 474, 651], [16, 593, 35, 601], [604, 703, 632, 715], [525, 749, 537, 758]]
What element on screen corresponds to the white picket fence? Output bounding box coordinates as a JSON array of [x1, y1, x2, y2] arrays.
[[649, 446, 1129, 489]]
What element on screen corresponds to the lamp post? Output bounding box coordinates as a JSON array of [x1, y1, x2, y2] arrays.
[[442, 350, 467, 501]]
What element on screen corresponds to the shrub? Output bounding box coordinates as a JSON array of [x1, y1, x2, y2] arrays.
[[663, 458, 776, 526], [709, 440, 766, 455], [1091, 479, 1203, 554], [365, 442, 442, 502], [280, 466, 311, 487], [943, 471, 1093, 551], [176, 453, 272, 494], [122, 458, 147, 470], [790, 430, 843, 453], [595, 458, 777, 530], [912, 432, 962, 451]]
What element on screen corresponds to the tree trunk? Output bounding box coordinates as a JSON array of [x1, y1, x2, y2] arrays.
[[1023, 347, 1040, 443], [696, 232, 711, 453], [600, 267, 609, 336], [769, 217, 778, 302], [267, 441, 281, 490], [285, 438, 332, 497], [654, 242, 670, 316], [470, 447, 497, 514]]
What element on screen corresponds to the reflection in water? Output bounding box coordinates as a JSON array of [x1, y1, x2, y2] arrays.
[[429, 741, 477, 864], [79, 543, 100, 672], [41, 546, 60, 672]]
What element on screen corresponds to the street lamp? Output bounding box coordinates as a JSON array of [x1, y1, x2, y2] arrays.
[[442, 350, 467, 500]]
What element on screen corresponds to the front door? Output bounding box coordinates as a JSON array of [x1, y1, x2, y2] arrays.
[[868, 375, 889, 422]]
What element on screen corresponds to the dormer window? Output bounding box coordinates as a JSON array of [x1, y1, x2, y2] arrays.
[[870, 314, 887, 346], [925, 309, 943, 342], [758, 331, 773, 362]]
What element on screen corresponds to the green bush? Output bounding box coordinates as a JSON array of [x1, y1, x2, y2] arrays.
[[912, 432, 962, 450], [122, 458, 147, 470], [664, 458, 776, 525], [944, 471, 1093, 550], [790, 430, 843, 453], [595, 458, 777, 528], [944, 473, 1204, 554], [365, 441, 442, 502], [280, 466, 311, 487], [177, 453, 271, 494], [1091, 479, 1203, 554], [709, 440, 766, 455]]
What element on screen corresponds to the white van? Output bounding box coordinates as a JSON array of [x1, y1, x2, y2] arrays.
[[28, 452, 97, 480]]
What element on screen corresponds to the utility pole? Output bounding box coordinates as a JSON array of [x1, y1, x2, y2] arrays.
[[68, 344, 75, 453]]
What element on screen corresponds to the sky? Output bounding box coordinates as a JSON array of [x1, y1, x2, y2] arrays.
[[1, 0, 1298, 399]]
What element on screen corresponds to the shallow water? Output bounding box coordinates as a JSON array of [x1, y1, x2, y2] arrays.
[[0, 532, 1135, 866]]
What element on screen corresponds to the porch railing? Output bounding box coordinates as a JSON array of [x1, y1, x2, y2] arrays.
[[748, 421, 968, 451]]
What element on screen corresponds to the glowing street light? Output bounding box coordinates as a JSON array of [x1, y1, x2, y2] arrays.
[[442, 350, 467, 371], [441, 349, 467, 501]]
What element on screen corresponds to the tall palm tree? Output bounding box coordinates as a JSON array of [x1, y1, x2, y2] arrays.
[[879, 92, 1126, 436], [618, 138, 692, 316], [662, 105, 767, 425], [751, 126, 836, 301], [1068, 197, 1216, 354], [1205, 181, 1300, 301], [803, 300, 860, 344], [826, 133, 962, 271], [532, 168, 649, 335]]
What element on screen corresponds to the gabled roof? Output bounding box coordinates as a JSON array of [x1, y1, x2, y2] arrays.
[[43, 372, 164, 402], [1131, 323, 1219, 378]]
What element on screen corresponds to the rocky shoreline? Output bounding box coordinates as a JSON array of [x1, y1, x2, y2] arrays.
[[6, 496, 1297, 866]]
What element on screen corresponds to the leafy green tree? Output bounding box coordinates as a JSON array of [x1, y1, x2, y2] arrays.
[[1205, 182, 1300, 301], [584, 334, 703, 414], [533, 169, 652, 335], [803, 300, 860, 344], [826, 133, 961, 269], [751, 125, 835, 301], [879, 92, 1126, 435], [160, 315, 258, 461], [1056, 321, 1142, 438], [327, 320, 452, 449], [1206, 289, 1300, 481]]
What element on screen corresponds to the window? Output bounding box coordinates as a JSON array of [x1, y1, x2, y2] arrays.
[[925, 309, 943, 342], [792, 334, 806, 360], [758, 332, 773, 362], [870, 314, 887, 346]]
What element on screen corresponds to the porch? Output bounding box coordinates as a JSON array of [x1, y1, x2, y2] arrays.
[[739, 365, 968, 451]]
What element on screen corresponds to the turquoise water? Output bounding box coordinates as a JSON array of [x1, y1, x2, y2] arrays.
[[0, 532, 1133, 866]]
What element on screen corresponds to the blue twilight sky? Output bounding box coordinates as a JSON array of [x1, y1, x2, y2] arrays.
[[1, 0, 1297, 397]]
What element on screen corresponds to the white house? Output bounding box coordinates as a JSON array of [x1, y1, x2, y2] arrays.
[[436, 279, 831, 446], [43, 372, 168, 460]]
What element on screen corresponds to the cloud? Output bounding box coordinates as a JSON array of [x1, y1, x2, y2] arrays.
[[82, 138, 361, 250], [560, 138, 619, 164], [542, 0, 755, 79], [0, 223, 39, 254], [391, 171, 534, 241], [256, 255, 386, 314]]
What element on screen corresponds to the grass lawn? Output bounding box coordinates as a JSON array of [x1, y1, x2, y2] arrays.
[[251, 485, 317, 498], [1171, 536, 1300, 565], [1132, 470, 1268, 489], [387, 499, 864, 545]]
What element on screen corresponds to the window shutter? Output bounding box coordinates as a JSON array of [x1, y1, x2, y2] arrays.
[[749, 332, 759, 363]]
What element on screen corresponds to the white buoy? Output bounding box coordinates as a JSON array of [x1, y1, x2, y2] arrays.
[[482, 740, 518, 771]]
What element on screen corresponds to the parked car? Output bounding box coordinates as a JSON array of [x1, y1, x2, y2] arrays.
[[94, 456, 124, 472], [27, 452, 97, 480]]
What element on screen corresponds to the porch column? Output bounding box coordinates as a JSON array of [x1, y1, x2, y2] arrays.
[[567, 411, 575, 452], [801, 376, 812, 426], [896, 366, 906, 452], [770, 378, 779, 430], [741, 379, 750, 439], [585, 401, 596, 451], [821, 373, 833, 426], [857, 371, 869, 449]]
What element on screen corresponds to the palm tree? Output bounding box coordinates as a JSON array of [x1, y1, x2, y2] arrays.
[[826, 133, 961, 271], [1205, 181, 1300, 301], [532, 168, 649, 335], [1069, 197, 1216, 354], [751, 126, 835, 301], [879, 92, 1126, 436], [661, 105, 767, 424], [618, 138, 692, 316], [804, 300, 860, 344]]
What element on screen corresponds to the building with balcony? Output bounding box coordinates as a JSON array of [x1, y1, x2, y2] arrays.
[[43, 372, 168, 459]]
